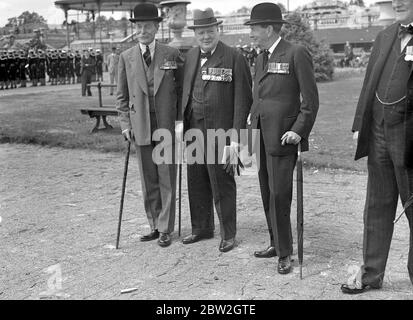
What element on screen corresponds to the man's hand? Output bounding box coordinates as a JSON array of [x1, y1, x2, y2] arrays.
[[281, 131, 301, 146], [353, 131, 359, 141], [122, 129, 132, 142], [175, 122, 184, 142]]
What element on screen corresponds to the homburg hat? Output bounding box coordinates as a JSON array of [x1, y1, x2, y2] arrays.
[[188, 8, 223, 30]]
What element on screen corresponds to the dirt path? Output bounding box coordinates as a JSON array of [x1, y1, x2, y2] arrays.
[[0, 143, 412, 300]]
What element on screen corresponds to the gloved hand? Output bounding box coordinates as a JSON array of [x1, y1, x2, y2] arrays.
[[222, 142, 244, 176]]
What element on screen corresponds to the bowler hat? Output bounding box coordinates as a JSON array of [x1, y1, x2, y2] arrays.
[[244, 2, 288, 26], [129, 3, 163, 23], [188, 8, 223, 30]]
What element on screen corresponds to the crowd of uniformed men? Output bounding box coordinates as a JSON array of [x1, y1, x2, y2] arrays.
[[0, 47, 104, 90]]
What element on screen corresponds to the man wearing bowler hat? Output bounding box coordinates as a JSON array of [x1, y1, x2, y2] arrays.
[[117, 3, 183, 247], [176, 8, 252, 252], [245, 3, 319, 274]]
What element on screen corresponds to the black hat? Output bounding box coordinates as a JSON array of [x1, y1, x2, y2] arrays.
[[244, 2, 288, 26], [129, 3, 163, 23], [188, 8, 223, 30]]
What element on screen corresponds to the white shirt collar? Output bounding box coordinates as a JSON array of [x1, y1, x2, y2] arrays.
[[267, 36, 282, 57], [401, 22, 413, 53], [139, 40, 156, 58]]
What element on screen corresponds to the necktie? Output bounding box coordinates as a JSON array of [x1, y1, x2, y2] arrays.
[[200, 51, 212, 59], [398, 24, 413, 38], [143, 45, 151, 67], [262, 49, 269, 71]]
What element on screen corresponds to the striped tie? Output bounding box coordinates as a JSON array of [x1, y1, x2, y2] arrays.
[[143, 45, 151, 67]]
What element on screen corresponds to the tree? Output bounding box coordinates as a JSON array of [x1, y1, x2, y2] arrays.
[[236, 6, 250, 14], [120, 17, 129, 38], [281, 11, 335, 81]]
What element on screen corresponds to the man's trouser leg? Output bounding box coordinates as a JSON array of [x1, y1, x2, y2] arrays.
[[136, 143, 162, 232], [186, 114, 215, 236], [110, 72, 115, 94], [86, 73, 92, 95], [206, 162, 236, 241], [360, 118, 412, 287], [81, 73, 87, 96], [257, 122, 275, 248]]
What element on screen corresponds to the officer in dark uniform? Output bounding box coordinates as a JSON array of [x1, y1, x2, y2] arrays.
[[19, 50, 27, 88], [14, 51, 21, 86], [37, 49, 46, 86], [58, 50, 67, 84], [67, 51, 75, 84], [74, 50, 82, 83], [95, 48, 103, 82], [88, 48, 96, 82], [28, 49, 38, 87], [46, 49, 52, 83], [49, 51, 59, 85], [7, 51, 17, 89], [81, 49, 95, 96], [0, 50, 8, 90]]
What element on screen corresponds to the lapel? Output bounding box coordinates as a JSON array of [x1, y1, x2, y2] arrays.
[[202, 41, 225, 88], [153, 41, 166, 96], [370, 23, 399, 85], [258, 38, 288, 83], [183, 48, 200, 112], [254, 53, 265, 82], [128, 45, 148, 95]]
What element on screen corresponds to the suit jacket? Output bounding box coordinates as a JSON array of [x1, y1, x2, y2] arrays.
[[352, 23, 413, 161], [250, 39, 319, 156], [80, 56, 95, 75], [181, 41, 252, 137], [107, 53, 119, 74], [116, 41, 183, 146]]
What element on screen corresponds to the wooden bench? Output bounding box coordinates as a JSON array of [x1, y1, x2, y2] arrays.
[[80, 82, 118, 133]]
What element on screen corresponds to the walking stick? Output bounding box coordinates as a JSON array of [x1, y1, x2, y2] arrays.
[[296, 143, 304, 280], [393, 193, 413, 224], [178, 139, 183, 237], [116, 140, 131, 249]]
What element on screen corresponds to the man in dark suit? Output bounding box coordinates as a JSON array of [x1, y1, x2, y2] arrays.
[[80, 50, 95, 96], [176, 8, 252, 253], [341, 0, 413, 294], [245, 3, 319, 274], [117, 3, 183, 247]]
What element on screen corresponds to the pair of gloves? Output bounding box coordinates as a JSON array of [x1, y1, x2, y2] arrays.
[[222, 141, 245, 176], [176, 123, 245, 176]]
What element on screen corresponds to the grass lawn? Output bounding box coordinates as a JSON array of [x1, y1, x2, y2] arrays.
[[0, 75, 367, 171]]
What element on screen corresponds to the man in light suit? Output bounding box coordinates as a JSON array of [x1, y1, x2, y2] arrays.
[[107, 47, 120, 95], [245, 3, 319, 274], [341, 0, 413, 294], [176, 8, 252, 253], [117, 3, 183, 247]]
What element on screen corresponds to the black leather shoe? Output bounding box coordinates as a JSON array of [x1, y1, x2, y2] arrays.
[[182, 233, 214, 244], [219, 238, 235, 253], [278, 255, 292, 274], [140, 230, 159, 242], [254, 246, 277, 258], [340, 283, 370, 295], [158, 233, 171, 247]]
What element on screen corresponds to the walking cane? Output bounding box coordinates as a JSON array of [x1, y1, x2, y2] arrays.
[[178, 137, 183, 237], [297, 142, 304, 280], [116, 140, 131, 249]]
